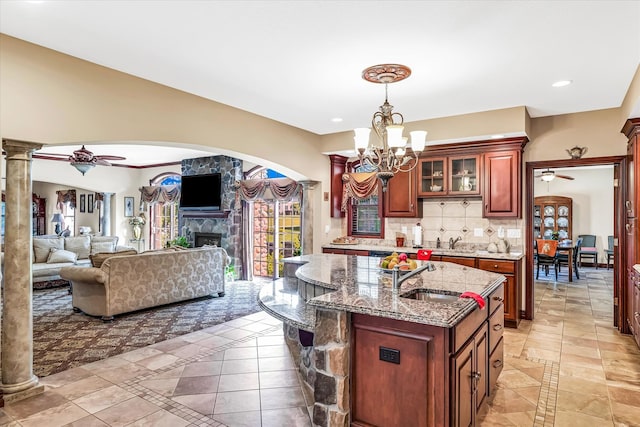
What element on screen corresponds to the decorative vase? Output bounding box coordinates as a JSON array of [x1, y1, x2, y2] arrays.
[[133, 224, 142, 240]]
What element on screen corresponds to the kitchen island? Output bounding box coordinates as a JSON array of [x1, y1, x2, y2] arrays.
[[258, 254, 506, 427]]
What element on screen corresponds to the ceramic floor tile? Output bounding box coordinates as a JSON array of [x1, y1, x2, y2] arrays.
[[64, 415, 110, 426], [213, 390, 261, 414], [17, 401, 90, 427], [217, 372, 260, 392], [125, 409, 192, 427], [171, 393, 217, 415], [556, 389, 612, 420], [258, 356, 296, 372], [260, 370, 303, 389], [72, 385, 136, 414], [4, 391, 71, 420], [223, 346, 259, 360], [212, 410, 262, 426], [39, 367, 94, 388], [92, 396, 161, 427], [260, 387, 307, 410], [50, 375, 113, 401], [261, 407, 313, 427], [181, 360, 224, 377], [258, 344, 291, 358], [221, 358, 260, 374], [173, 375, 220, 396], [610, 401, 640, 426], [554, 410, 614, 426]]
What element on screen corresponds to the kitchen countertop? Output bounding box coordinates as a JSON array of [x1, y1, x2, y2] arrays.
[[322, 242, 524, 261], [259, 254, 506, 330]]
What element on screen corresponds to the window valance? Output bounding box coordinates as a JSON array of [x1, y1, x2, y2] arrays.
[[56, 189, 77, 210], [341, 172, 378, 211], [139, 185, 180, 207], [235, 178, 301, 202]]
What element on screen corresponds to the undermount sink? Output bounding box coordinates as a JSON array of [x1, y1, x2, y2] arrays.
[[400, 289, 461, 303]]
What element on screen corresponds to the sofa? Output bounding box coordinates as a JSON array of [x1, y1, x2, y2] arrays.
[[60, 246, 229, 321], [30, 235, 129, 285]]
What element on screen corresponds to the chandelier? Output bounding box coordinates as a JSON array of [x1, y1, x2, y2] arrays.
[[354, 64, 427, 191]]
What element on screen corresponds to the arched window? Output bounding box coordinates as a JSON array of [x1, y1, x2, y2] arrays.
[[149, 172, 181, 249]]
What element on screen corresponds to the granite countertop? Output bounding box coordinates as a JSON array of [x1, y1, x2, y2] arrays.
[[289, 254, 505, 328], [322, 243, 524, 261]]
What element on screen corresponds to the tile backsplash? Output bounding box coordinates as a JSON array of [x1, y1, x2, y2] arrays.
[[385, 199, 523, 250]]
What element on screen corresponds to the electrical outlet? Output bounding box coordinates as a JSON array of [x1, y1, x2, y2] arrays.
[[474, 228, 484, 237], [507, 229, 521, 238], [324, 225, 330, 234]]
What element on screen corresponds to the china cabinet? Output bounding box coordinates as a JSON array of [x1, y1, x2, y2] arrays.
[[533, 195, 572, 241]]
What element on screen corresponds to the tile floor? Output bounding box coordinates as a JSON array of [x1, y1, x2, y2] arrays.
[[1, 267, 639, 426]]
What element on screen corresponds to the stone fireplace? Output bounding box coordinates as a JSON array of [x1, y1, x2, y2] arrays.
[[179, 155, 243, 279], [194, 232, 222, 247]]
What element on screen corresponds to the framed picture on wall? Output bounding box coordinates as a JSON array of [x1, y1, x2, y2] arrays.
[[79, 194, 86, 213], [87, 194, 94, 213], [124, 197, 134, 217]]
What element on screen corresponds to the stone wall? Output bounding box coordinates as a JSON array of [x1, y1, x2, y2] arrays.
[[180, 155, 243, 278]]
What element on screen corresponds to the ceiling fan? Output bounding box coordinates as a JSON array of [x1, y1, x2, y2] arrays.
[[38, 145, 126, 175], [535, 168, 575, 182]]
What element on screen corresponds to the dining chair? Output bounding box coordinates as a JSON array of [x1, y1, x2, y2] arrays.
[[578, 234, 598, 269], [605, 235, 614, 269], [535, 239, 559, 280], [558, 237, 582, 280]]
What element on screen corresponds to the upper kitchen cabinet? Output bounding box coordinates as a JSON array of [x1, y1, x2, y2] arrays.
[[448, 155, 481, 196], [417, 157, 447, 196], [384, 158, 422, 217], [483, 150, 521, 218]]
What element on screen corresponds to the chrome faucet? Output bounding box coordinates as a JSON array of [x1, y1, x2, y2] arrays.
[[449, 236, 462, 250], [391, 262, 436, 291]]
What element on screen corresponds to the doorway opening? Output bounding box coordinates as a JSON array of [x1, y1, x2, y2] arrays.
[[525, 156, 625, 330]]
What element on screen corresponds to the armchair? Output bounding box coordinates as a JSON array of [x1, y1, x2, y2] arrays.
[[605, 235, 614, 269]]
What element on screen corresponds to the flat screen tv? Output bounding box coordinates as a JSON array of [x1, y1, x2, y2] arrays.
[[180, 173, 222, 210]]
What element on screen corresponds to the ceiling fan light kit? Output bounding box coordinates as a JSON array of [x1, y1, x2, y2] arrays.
[[535, 168, 575, 181], [38, 145, 126, 175]]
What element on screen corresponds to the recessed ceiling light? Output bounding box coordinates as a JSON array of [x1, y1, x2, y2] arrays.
[[330, 117, 343, 123], [552, 80, 572, 88]]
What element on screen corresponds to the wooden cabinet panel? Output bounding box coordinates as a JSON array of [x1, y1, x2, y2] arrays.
[[483, 150, 520, 218], [478, 258, 521, 328], [452, 340, 474, 427], [384, 159, 421, 217], [489, 338, 504, 395], [488, 304, 504, 351], [344, 249, 369, 256], [351, 314, 446, 427], [441, 256, 476, 267], [329, 155, 347, 218], [322, 248, 345, 255], [449, 155, 481, 196]]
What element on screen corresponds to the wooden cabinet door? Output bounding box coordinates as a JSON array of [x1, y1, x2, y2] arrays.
[[502, 274, 519, 326], [384, 159, 421, 217], [417, 157, 447, 196], [449, 155, 480, 196], [474, 324, 489, 411], [452, 338, 474, 427], [483, 150, 520, 218]]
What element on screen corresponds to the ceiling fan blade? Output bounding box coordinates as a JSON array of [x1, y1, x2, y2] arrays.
[[555, 174, 575, 180], [36, 152, 73, 158], [94, 159, 112, 166], [95, 155, 126, 161]]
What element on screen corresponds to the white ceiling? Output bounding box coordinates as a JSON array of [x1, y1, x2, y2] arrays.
[[2, 1, 640, 166]]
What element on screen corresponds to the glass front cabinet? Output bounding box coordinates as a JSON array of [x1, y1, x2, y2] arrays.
[[533, 195, 572, 240]]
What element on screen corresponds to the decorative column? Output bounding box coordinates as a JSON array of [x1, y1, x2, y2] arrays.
[[1, 139, 44, 402], [101, 192, 114, 236], [300, 180, 319, 255]]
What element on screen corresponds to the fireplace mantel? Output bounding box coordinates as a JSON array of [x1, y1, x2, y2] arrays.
[[180, 210, 231, 219]]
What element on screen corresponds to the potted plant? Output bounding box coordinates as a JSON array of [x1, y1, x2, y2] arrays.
[[166, 236, 191, 248]]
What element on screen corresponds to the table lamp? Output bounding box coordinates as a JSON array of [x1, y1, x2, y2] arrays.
[[51, 213, 64, 235]]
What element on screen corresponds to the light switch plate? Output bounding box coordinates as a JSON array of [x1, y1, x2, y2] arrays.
[[474, 228, 483, 237], [507, 229, 521, 238]]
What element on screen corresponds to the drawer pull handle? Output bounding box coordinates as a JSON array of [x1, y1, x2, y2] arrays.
[[494, 264, 498, 268], [493, 324, 503, 331], [493, 296, 504, 302], [493, 360, 503, 368]]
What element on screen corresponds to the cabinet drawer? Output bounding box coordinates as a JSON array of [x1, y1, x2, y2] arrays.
[[489, 337, 504, 395], [345, 249, 369, 256], [489, 304, 504, 352], [478, 259, 515, 274], [488, 284, 505, 315], [452, 306, 487, 353], [441, 256, 476, 267]]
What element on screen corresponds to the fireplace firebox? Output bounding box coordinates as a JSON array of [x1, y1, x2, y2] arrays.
[[194, 232, 222, 248]]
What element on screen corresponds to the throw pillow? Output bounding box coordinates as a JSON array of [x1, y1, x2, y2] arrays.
[[64, 236, 91, 259], [90, 241, 116, 255], [91, 236, 119, 253], [46, 248, 78, 264], [90, 249, 138, 268], [33, 237, 64, 263]]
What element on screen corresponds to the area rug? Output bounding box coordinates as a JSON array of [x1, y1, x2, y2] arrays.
[[32, 279, 267, 377]]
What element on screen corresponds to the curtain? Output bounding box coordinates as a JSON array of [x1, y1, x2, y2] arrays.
[[139, 185, 180, 208], [341, 172, 378, 211], [235, 178, 301, 202], [56, 189, 77, 210]]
